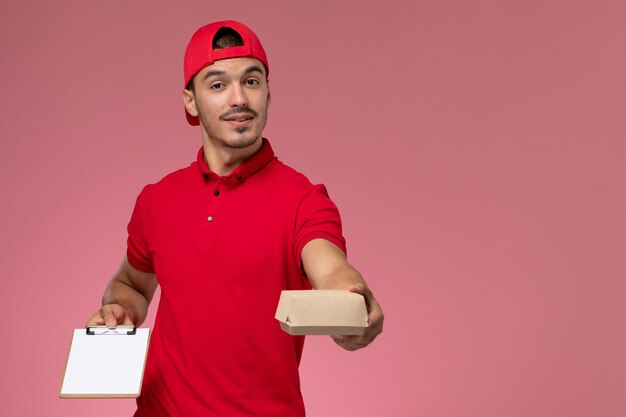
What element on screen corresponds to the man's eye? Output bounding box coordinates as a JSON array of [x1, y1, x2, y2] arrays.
[[245, 79, 260, 86], [210, 82, 224, 90]]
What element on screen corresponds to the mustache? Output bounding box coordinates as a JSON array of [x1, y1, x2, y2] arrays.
[[220, 107, 258, 120]]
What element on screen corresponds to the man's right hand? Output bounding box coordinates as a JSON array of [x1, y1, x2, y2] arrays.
[[86, 303, 134, 328]]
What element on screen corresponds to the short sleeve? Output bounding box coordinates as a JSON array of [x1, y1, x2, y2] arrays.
[[294, 184, 346, 271], [127, 187, 155, 273]]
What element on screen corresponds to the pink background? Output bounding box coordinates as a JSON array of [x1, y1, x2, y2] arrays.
[[1, 0, 625, 416]]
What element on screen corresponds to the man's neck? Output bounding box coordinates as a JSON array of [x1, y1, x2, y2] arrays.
[[201, 137, 264, 177]]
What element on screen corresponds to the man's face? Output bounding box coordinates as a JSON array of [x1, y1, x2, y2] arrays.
[[184, 57, 270, 149]]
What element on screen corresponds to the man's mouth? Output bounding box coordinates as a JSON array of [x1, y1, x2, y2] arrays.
[[224, 114, 254, 122], [221, 107, 258, 124]]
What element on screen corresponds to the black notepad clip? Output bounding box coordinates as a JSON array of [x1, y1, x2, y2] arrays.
[[86, 325, 137, 335]]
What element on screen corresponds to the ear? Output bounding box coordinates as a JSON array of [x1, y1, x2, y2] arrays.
[[266, 80, 271, 106], [182, 88, 198, 117]]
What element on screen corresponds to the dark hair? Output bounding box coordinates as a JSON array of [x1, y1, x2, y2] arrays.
[[212, 27, 244, 49], [187, 28, 244, 92]]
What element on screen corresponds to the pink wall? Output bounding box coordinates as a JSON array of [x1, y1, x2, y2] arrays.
[[1, 0, 625, 416]]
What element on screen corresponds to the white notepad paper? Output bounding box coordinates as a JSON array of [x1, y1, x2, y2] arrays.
[[60, 327, 151, 398]]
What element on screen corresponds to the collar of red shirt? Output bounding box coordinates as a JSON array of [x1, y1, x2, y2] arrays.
[[196, 138, 275, 186]]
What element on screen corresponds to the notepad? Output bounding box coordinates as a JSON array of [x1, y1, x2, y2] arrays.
[[60, 326, 151, 398]]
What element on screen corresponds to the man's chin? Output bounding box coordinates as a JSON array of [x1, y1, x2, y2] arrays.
[[223, 135, 261, 149]]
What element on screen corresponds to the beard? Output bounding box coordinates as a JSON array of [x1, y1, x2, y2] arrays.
[[200, 106, 268, 149], [222, 130, 260, 149]]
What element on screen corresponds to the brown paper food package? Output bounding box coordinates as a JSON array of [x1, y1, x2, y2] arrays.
[[275, 290, 369, 336]]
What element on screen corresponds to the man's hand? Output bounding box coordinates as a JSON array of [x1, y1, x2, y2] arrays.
[[302, 239, 384, 351], [331, 283, 384, 351], [85, 256, 157, 329], [86, 303, 134, 328]]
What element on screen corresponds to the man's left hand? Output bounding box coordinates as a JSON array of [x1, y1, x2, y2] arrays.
[[331, 283, 384, 351]]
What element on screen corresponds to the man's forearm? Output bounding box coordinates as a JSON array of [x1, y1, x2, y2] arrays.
[[86, 258, 156, 328], [312, 264, 365, 290]]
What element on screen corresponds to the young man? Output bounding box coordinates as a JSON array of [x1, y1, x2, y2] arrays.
[[87, 20, 383, 417]]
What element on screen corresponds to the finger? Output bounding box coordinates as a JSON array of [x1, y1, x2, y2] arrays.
[[85, 311, 106, 327], [348, 284, 374, 315], [331, 334, 369, 351], [368, 298, 383, 323], [112, 304, 135, 326], [120, 315, 135, 326], [347, 283, 366, 295], [101, 305, 120, 328], [333, 338, 366, 351], [348, 284, 376, 314], [331, 335, 354, 350]]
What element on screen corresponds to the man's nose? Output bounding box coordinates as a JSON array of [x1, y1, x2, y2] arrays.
[[229, 84, 248, 107]]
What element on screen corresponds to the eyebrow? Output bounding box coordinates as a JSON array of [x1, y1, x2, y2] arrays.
[[202, 65, 266, 82], [243, 65, 265, 76], [202, 70, 226, 81]]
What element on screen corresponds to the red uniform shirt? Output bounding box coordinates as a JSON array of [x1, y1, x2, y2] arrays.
[[127, 139, 346, 417]]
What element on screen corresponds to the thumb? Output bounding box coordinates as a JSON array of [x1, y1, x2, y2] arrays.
[[102, 304, 126, 328], [347, 283, 366, 296]]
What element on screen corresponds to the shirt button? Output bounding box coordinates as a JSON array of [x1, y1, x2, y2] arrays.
[[207, 216, 213, 222], [213, 189, 220, 196]]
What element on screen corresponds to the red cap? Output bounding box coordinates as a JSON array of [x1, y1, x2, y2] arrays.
[[183, 20, 269, 125]]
